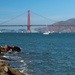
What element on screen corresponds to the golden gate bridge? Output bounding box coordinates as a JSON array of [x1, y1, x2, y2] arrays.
[[0, 10, 56, 32], [0, 10, 75, 32]]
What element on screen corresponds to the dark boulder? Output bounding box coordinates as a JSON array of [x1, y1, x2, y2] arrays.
[[0, 45, 21, 53], [10, 46, 21, 52]]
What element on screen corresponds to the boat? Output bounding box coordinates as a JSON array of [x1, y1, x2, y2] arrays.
[[43, 31, 50, 35]]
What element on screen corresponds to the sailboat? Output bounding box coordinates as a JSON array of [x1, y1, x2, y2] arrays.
[[43, 24, 50, 35]]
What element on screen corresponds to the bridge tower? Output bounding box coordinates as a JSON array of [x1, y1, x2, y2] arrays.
[[27, 10, 31, 32]]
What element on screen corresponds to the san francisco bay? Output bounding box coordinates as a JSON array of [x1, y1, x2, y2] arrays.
[[0, 33, 75, 75]]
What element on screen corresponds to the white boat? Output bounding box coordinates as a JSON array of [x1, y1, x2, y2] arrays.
[[43, 32, 49, 35], [43, 31, 50, 35]]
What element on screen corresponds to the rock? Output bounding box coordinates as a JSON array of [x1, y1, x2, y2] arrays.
[[10, 46, 21, 52], [0, 45, 25, 75], [0, 70, 8, 75], [0, 62, 9, 75], [0, 45, 10, 52], [0, 61, 26, 75], [0, 45, 21, 53], [3, 66, 8, 72], [8, 67, 25, 75], [1, 66, 26, 75], [3, 45, 11, 51], [0, 61, 9, 67]]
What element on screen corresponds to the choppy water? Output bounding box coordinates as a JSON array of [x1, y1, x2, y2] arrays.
[[0, 33, 75, 75]]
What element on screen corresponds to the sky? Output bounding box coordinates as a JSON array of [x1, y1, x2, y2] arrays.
[[0, 0, 75, 25]]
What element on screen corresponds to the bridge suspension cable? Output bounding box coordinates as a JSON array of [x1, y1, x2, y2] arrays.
[[31, 10, 58, 22], [0, 10, 58, 25], [0, 11, 27, 25]]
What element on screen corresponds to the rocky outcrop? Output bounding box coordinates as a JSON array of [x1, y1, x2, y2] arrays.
[[0, 61, 25, 75], [0, 45, 21, 53], [0, 45, 26, 75], [10, 46, 21, 52]]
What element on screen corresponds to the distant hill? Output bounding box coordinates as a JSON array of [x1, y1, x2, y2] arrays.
[[52, 18, 75, 25], [35, 18, 75, 33]]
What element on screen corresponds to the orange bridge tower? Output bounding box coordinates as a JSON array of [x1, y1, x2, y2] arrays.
[[27, 10, 31, 32]]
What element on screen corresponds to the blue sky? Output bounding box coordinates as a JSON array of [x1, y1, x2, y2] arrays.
[[0, 0, 75, 25]]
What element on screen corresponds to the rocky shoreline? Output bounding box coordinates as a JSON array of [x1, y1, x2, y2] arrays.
[[0, 45, 26, 75]]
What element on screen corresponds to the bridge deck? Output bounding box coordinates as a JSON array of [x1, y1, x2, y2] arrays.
[[0, 25, 75, 27]]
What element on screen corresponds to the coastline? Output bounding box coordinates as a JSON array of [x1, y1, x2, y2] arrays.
[[0, 45, 26, 75]]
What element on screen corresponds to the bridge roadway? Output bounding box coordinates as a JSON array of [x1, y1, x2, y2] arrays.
[[0, 25, 75, 27]]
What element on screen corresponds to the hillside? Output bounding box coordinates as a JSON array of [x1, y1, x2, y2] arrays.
[[53, 18, 75, 25], [35, 18, 75, 33]]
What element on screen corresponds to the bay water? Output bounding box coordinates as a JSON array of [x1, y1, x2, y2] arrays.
[[0, 33, 75, 75]]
